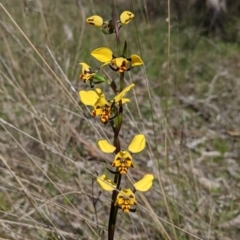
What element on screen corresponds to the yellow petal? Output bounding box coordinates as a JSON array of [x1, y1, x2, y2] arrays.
[[79, 90, 99, 106], [95, 88, 103, 96], [121, 98, 130, 104], [120, 11, 134, 24], [128, 134, 146, 153], [134, 174, 154, 192], [95, 96, 110, 107], [86, 15, 103, 27], [91, 47, 113, 63], [119, 189, 134, 198], [97, 175, 116, 191], [79, 62, 91, 72], [112, 57, 128, 68], [98, 139, 116, 153], [130, 54, 143, 66], [114, 84, 135, 103]]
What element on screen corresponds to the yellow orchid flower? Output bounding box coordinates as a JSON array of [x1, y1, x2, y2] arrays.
[[115, 189, 136, 212], [86, 11, 134, 34], [91, 47, 143, 73], [98, 134, 146, 174], [79, 62, 95, 83], [79, 84, 134, 124], [96, 174, 154, 212], [79, 88, 111, 123], [112, 151, 133, 174]]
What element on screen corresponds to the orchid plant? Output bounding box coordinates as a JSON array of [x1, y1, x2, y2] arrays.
[[78, 9, 154, 240]]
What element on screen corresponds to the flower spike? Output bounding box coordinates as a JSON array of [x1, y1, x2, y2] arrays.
[[114, 84, 135, 103]]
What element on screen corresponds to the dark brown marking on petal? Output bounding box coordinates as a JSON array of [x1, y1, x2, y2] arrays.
[[92, 111, 96, 117]]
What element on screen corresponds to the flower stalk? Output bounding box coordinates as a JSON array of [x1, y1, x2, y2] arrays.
[[78, 9, 153, 240], [108, 70, 124, 240]]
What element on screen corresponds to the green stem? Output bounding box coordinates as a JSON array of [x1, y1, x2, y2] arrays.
[[108, 72, 124, 240]]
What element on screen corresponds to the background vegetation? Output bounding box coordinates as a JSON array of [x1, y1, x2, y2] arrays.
[[1, 0, 240, 239]]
